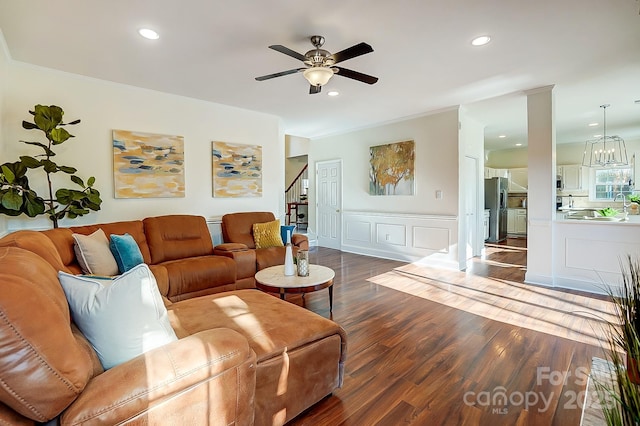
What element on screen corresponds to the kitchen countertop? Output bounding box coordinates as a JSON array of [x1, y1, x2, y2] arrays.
[[556, 211, 640, 224]]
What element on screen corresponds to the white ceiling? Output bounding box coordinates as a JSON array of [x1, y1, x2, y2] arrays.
[[0, 0, 639, 151]]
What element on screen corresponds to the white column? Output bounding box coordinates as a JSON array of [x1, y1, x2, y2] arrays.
[[525, 86, 556, 286]]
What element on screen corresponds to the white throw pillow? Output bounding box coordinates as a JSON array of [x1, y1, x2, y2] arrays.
[[58, 264, 178, 370], [72, 229, 119, 276]]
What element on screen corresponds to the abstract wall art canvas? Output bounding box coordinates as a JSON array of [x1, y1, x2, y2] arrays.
[[113, 130, 185, 198], [212, 141, 262, 197], [369, 140, 415, 195]]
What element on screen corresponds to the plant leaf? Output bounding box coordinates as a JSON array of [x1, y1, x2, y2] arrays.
[[1, 164, 15, 183], [22, 121, 38, 130], [55, 188, 72, 205], [24, 192, 45, 217], [42, 159, 58, 173], [50, 128, 72, 145], [1, 189, 22, 210], [70, 175, 84, 187], [19, 156, 42, 168], [59, 166, 76, 174], [87, 176, 95, 187], [21, 141, 56, 157]]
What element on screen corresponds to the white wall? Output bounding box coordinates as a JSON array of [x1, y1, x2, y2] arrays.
[[3, 61, 284, 230], [0, 30, 9, 236], [306, 109, 463, 267], [309, 108, 461, 227]]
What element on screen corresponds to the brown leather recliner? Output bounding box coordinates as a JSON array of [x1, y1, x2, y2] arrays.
[[214, 212, 309, 283]]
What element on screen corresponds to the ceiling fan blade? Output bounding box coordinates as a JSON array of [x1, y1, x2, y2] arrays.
[[333, 67, 378, 85], [309, 85, 322, 95], [255, 68, 303, 81], [331, 42, 373, 64], [268, 45, 307, 62]]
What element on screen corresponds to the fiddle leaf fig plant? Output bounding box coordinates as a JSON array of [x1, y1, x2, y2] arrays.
[[0, 104, 102, 228]]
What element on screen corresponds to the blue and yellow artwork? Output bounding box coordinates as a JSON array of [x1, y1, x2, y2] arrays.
[[212, 141, 262, 197], [113, 130, 185, 198]]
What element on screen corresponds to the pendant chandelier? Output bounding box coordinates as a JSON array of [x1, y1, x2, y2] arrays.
[[582, 104, 628, 167]]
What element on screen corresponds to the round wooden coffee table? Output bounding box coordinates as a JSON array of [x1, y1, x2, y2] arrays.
[[255, 264, 335, 312]]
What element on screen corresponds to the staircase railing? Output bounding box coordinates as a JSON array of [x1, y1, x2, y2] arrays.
[[285, 164, 309, 228], [285, 164, 308, 204]]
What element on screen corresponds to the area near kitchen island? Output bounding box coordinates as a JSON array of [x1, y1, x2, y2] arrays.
[[553, 215, 640, 295]]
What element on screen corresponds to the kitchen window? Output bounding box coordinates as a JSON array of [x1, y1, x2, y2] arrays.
[[591, 167, 633, 200]]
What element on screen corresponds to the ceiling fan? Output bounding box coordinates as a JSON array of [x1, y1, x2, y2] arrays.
[[255, 35, 378, 94]]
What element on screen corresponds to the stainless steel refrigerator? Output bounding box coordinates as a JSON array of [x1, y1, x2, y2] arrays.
[[484, 177, 508, 242]]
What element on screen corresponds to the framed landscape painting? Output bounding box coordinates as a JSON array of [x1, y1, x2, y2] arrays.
[[212, 141, 262, 197], [369, 140, 415, 195], [113, 130, 185, 198]]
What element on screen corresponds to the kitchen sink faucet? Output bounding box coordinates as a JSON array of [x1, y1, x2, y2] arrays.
[[614, 192, 631, 213]]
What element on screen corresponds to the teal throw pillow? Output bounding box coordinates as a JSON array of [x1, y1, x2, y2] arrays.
[[109, 233, 144, 273]]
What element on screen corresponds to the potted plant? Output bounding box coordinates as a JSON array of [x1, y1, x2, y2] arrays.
[[594, 255, 640, 424], [0, 104, 101, 228]]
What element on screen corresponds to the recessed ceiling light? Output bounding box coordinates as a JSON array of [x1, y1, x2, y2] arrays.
[[588, 122, 599, 127], [593, 134, 602, 138], [471, 35, 491, 46], [138, 28, 159, 40], [327, 91, 339, 97], [515, 143, 522, 146], [498, 134, 506, 138]]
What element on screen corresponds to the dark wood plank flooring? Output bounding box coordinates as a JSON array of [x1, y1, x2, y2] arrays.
[[281, 242, 611, 426]]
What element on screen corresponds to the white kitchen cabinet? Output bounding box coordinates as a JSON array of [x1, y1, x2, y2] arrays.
[[484, 167, 509, 179], [515, 210, 527, 234], [508, 168, 528, 192], [558, 165, 585, 191], [483, 210, 490, 240], [507, 208, 527, 234]]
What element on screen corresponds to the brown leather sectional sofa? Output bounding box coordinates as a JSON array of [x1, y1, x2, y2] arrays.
[[0, 214, 346, 425]]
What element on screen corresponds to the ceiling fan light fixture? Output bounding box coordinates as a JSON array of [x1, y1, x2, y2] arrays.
[[303, 66, 334, 87]]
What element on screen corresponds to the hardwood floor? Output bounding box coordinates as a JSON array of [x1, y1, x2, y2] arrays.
[[283, 244, 614, 426]]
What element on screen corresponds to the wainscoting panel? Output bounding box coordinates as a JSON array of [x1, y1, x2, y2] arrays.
[[341, 211, 459, 268], [345, 220, 372, 244], [375, 223, 406, 246], [413, 227, 450, 252]]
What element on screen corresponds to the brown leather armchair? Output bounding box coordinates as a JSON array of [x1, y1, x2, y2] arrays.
[[214, 212, 309, 282]]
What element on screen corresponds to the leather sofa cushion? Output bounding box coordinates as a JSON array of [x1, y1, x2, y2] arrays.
[[144, 215, 215, 264], [0, 247, 93, 422], [222, 212, 277, 249], [0, 230, 68, 273], [160, 255, 236, 301], [168, 289, 347, 364]]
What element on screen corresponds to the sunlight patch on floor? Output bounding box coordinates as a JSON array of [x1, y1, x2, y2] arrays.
[[366, 263, 618, 348]]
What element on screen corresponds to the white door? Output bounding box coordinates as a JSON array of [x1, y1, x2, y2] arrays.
[[316, 160, 342, 249], [464, 156, 479, 260]]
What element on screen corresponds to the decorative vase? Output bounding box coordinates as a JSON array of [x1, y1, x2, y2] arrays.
[[283, 230, 295, 276], [297, 250, 309, 277]]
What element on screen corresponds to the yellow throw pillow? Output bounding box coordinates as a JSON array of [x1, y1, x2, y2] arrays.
[[253, 220, 284, 249]]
